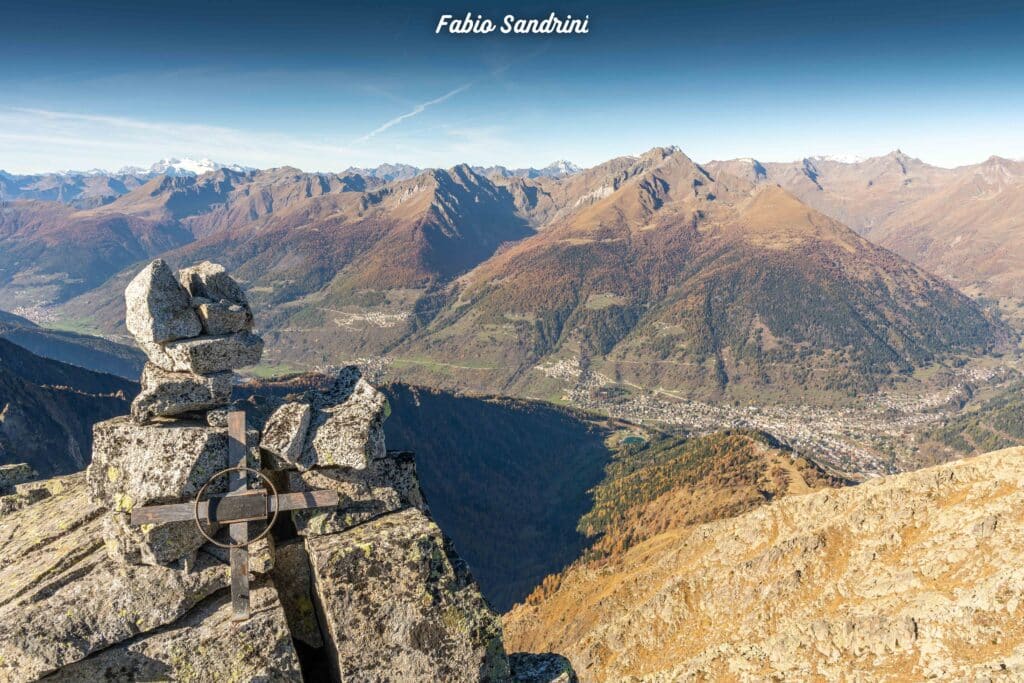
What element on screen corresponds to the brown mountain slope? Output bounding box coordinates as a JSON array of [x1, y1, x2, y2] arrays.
[[57, 165, 535, 361], [869, 156, 1024, 297], [0, 199, 192, 307], [0, 167, 376, 312], [0, 338, 135, 476], [707, 152, 1024, 297], [707, 151, 955, 234], [520, 430, 847, 611], [395, 148, 1009, 400], [505, 445, 1024, 681], [567, 431, 848, 564]]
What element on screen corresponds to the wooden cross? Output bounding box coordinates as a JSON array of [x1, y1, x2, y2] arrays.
[[130, 411, 338, 620]]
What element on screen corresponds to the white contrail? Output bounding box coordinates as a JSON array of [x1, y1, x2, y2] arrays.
[[353, 83, 472, 143]]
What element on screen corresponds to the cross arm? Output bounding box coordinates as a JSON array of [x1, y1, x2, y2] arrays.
[[129, 490, 340, 526]]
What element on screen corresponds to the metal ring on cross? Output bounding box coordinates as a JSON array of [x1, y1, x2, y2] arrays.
[[193, 466, 280, 549]]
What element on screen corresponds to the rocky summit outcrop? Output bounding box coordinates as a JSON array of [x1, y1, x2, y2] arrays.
[[505, 446, 1024, 682], [0, 259, 571, 682]]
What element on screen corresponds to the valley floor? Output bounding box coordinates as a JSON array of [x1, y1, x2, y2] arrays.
[[261, 348, 1024, 479]]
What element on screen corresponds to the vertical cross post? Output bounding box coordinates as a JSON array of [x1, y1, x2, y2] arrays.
[[226, 410, 250, 621]]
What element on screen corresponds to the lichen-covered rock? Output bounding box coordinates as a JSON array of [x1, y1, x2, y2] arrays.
[[271, 539, 323, 648], [142, 330, 264, 374], [130, 363, 233, 422], [103, 510, 209, 566], [287, 451, 425, 536], [88, 416, 231, 512], [0, 474, 231, 681], [45, 583, 301, 682], [178, 261, 248, 305], [300, 376, 388, 471], [0, 462, 35, 494], [124, 259, 202, 344], [88, 417, 258, 565], [202, 535, 276, 576], [195, 300, 253, 335], [305, 507, 509, 682], [261, 401, 312, 469]]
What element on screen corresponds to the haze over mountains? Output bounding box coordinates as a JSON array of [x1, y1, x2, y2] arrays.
[[0, 147, 1018, 406]]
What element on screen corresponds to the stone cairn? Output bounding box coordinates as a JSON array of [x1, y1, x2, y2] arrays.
[[25, 257, 551, 682], [92, 259, 265, 565]]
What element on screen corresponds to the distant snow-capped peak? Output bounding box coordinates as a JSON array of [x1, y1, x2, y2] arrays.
[[146, 157, 252, 177], [111, 157, 251, 177], [543, 160, 582, 175], [811, 154, 867, 164]]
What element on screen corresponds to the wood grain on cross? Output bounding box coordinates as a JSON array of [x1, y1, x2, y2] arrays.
[[129, 410, 339, 621], [226, 410, 250, 620]]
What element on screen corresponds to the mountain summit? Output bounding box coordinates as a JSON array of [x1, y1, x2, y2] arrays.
[[396, 147, 1008, 398], [120, 157, 253, 177]]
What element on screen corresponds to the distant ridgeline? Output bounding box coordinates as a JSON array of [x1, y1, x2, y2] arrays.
[[0, 147, 1014, 407]]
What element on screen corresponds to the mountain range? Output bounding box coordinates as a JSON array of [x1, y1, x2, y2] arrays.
[[0, 142, 1021, 682], [706, 151, 1024, 297], [0, 147, 1018, 405]]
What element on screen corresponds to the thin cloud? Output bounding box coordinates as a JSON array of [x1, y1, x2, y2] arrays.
[[352, 83, 472, 144], [11, 107, 240, 137]]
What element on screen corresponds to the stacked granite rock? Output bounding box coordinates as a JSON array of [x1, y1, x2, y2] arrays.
[[256, 367, 514, 680], [127, 259, 260, 424], [0, 258, 572, 682], [90, 259, 264, 566]]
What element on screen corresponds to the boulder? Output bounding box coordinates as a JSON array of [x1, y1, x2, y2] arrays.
[[305, 507, 509, 682], [195, 300, 253, 335], [308, 365, 363, 408], [271, 539, 324, 648], [45, 583, 301, 683], [0, 474, 232, 681], [142, 331, 264, 374], [103, 511, 209, 566], [124, 259, 202, 344], [88, 417, 233, 512], [287, 451, 425, 536], [130, 363, 233, 422], [178, 261, 248, 305], [300, 376, 389, 471], [261, 401, 312, 469], [87, 417, 258, 565], [0, 462, 35, 495]]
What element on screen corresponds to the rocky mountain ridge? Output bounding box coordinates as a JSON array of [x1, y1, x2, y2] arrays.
[[706, 150, 1024, 297], [506, 445, 1024, 681], [0, 259, 573, 682], [1, 146, 1013, 407]]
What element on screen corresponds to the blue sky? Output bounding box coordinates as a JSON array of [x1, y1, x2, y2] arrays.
[[1, 0, 1022, 172]]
